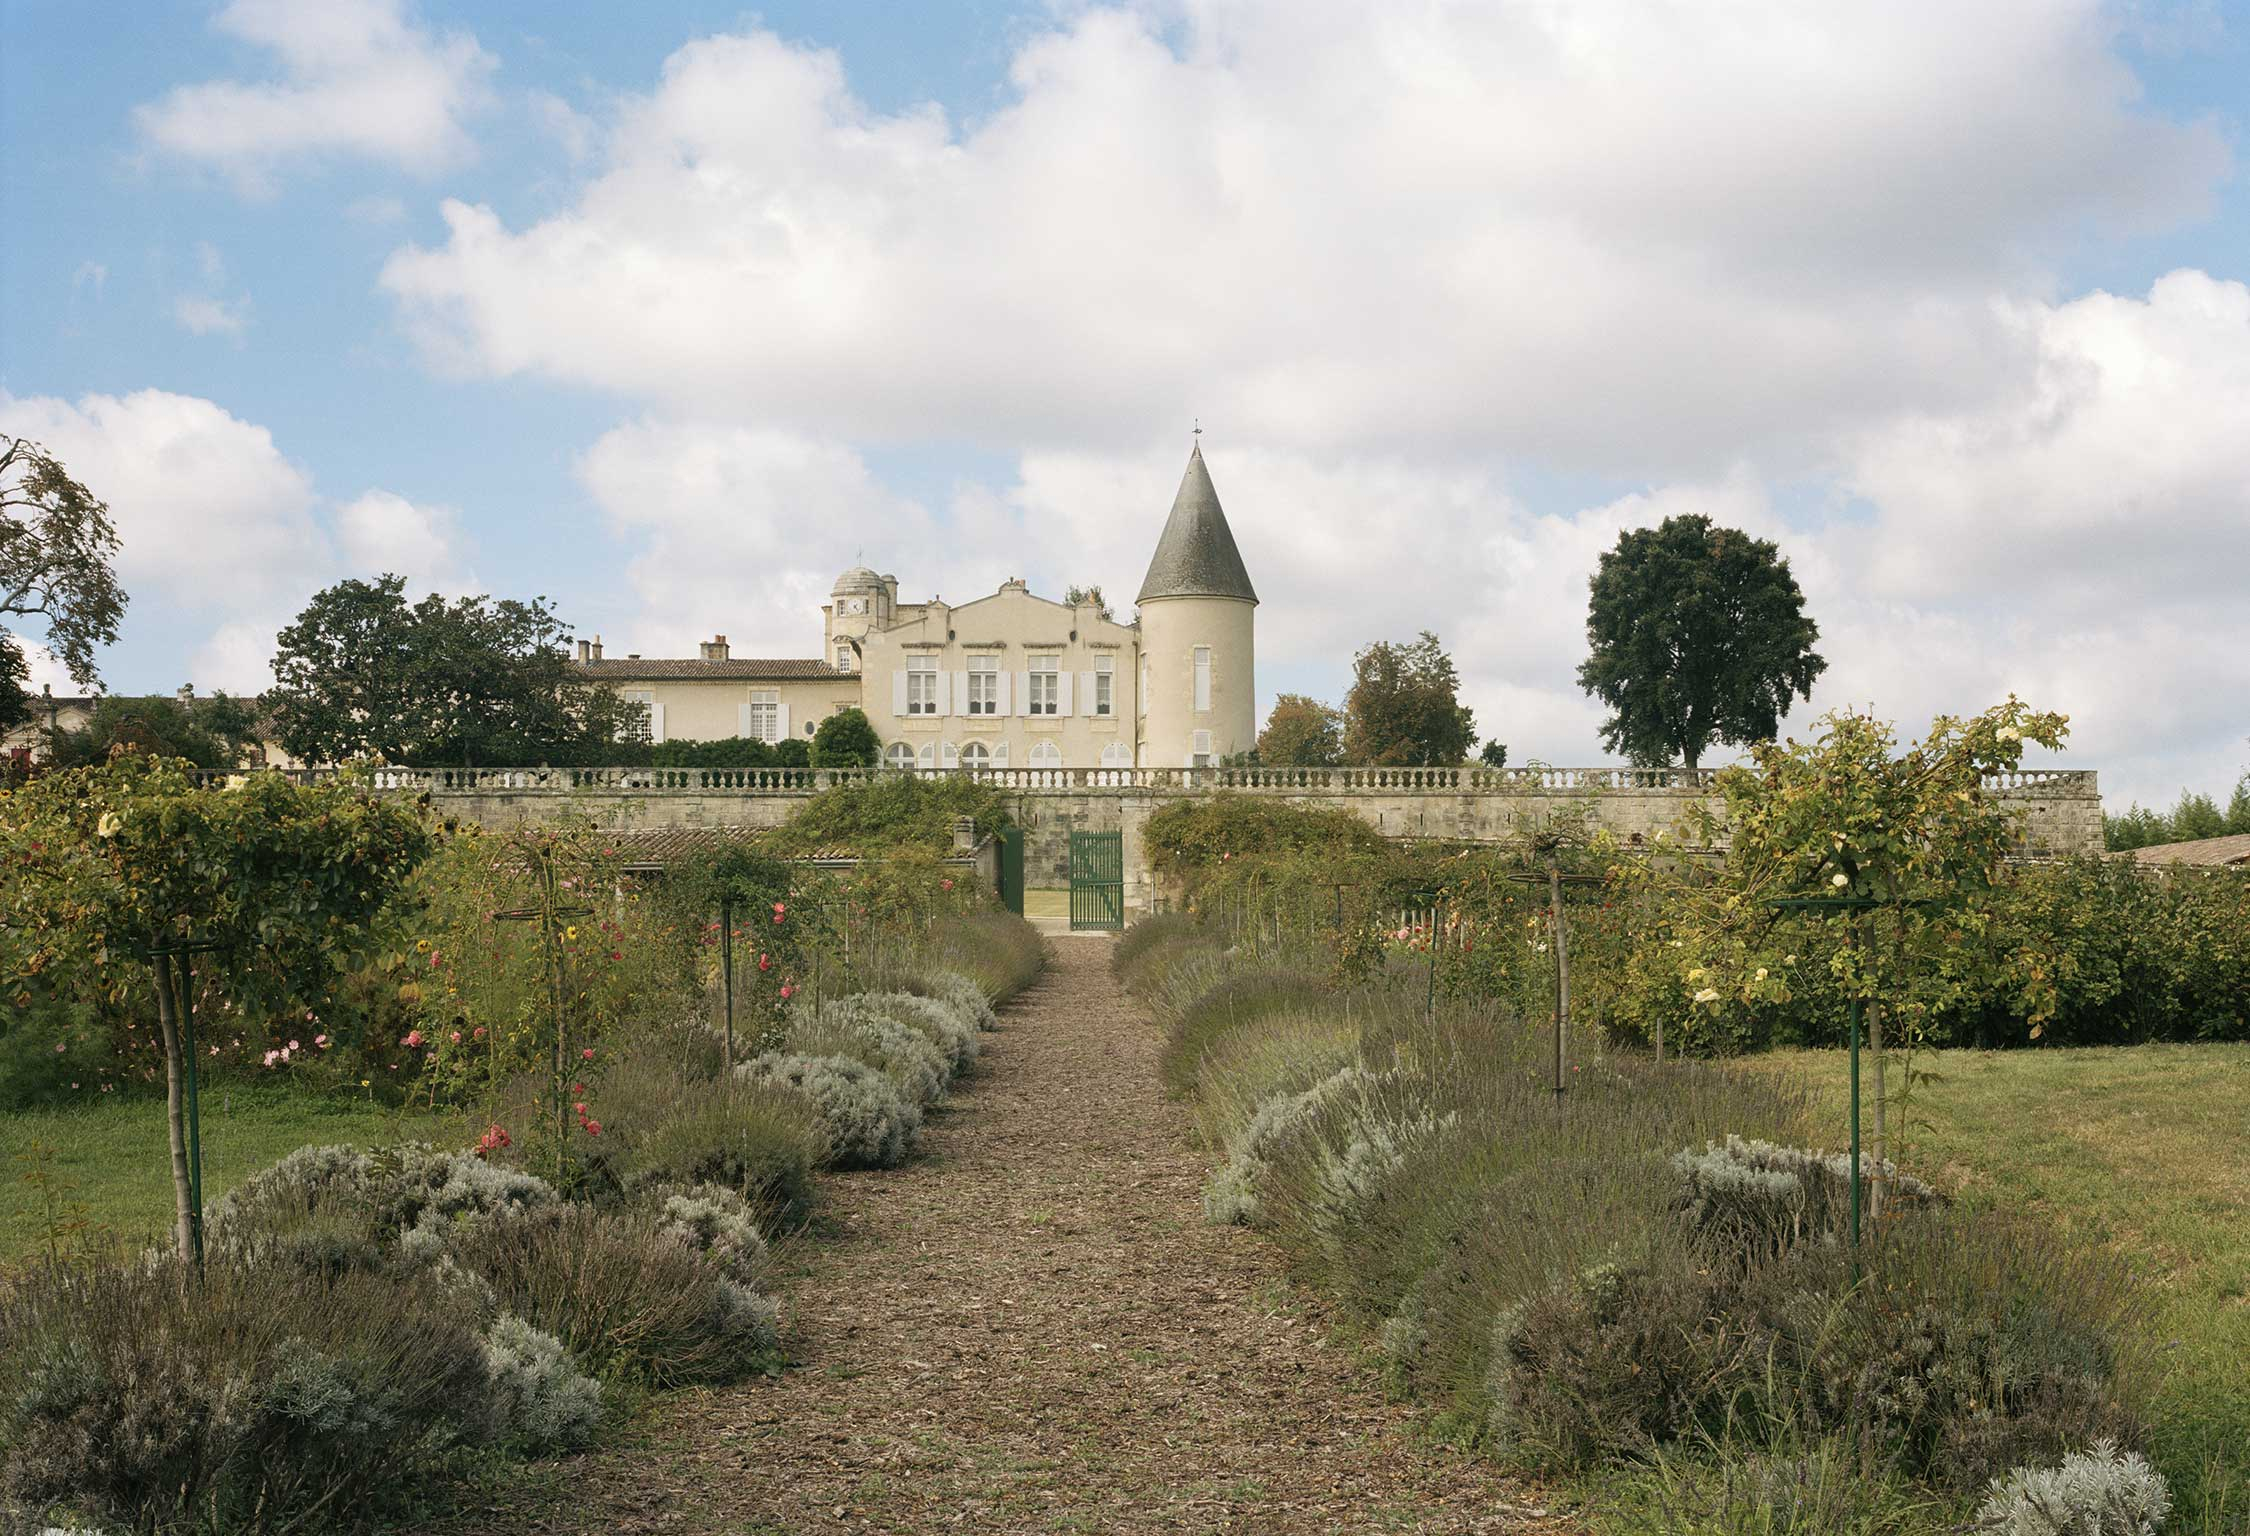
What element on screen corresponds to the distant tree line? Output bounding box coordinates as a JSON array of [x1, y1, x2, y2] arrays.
[[2105, 775, 2250, 851]]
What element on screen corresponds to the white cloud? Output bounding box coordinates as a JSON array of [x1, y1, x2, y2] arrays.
[[382, 2, 2222, 473], [173, 294, 252, 337], [345, 194, 409, 225], [335, 489, 474, 591], [0, 390, 467, 694], [528, 90, 596, 162], [135, 0, 493, 193]]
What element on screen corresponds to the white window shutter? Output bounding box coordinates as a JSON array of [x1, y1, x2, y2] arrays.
[[1056, 671, 1073, 716], [996, 671, 1011, 715], [941, 741, 959, 769], [891, 671, 907, 716], [776, 702, 790, 740], [1017, 671, 1033, 716], [737, 703, 752, 737], [1080, 671, 1098, 715], [993, 739, 1009, 767], [934, 671, 951, 716], [954, 670, 969, 710], [649, 702, 666, 744]]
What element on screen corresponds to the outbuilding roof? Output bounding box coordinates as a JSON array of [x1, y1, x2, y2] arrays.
[[1135, 441, 1258, 605], [2122, 833, 2250, 868]]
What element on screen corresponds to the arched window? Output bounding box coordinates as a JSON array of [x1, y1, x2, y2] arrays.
[[960, 741, 991, 772], [917, 740, 937, 770], [1028, 740, 1063, 769], [1099, 742, 1132, 768], [884, 742, 914, 770]]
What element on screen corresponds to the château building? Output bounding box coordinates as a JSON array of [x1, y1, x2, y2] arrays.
[[578, 441, 1258, 770]]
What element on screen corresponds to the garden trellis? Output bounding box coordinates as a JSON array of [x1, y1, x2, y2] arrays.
[[492, 851, 595, 1182]]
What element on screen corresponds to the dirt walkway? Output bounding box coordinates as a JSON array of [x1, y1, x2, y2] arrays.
[[501, 939, 1571, 1534]]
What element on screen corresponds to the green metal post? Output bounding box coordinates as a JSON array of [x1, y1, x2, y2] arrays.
[[720, 893, 735, 1069], [176, 954, 205, 1270], [1848, 993, 1863, 1268]]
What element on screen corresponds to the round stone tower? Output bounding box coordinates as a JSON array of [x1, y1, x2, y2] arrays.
[[1136, 440, 1257, 768], [827, 565, 889, 669]]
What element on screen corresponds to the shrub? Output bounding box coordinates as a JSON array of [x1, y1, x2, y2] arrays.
[[1112, 913, 1210, 988], [738, 1052, 922, 1170], [928, 911, 1047, 1004], [209, 1141, 559, 1269], [651, 1183, 770, 1283], [453, 1204, 780, 1387], [1204, 1065, 1373, 1226], [0, 1253, 486, 1533], [615, 1072, 826, 1226], [784, 998, 953, 1105], [1161, 966, 1336, 1096], [1670, 1135, 1939, 1263], [1189, 1003, 1360, 1152], [1976, 1440, 2172, 1536], [479, 1315, 604, 1455], [856, 990, 981, 1070]]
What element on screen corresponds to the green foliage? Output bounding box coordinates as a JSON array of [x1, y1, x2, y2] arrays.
[[924, 911, 1048, 1005], [1255, 693, 1344, 766], [810, 705, 882, 768], [1342, 630, 1475, 766], [1479, 739, 1509, 769], [0, 435, 128, 700], [608, 1070, 826, 1226], [1578, 513, 1825, 770], [268, 573, 635, 766], [1063, 583, 1114, 620], [479, 1314, 604, 1455], [48, 691, 262, 771], [767, 770, 1012, 855], [1143, 793, 1385, 884]]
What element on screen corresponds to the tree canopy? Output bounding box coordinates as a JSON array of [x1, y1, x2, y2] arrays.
[[0, 756, 434, 1256], [1577, 514, 1825, 771], [811, 706, 881, 768], [1256, 693, 1344, 767], [1478, 739, 1509, 769], [1342, 632, 1476, 766], [1063, 584, 1115, 622], [268, 575, 635, 766], [50, 693, 261, 772], [1, 437, 128, 732]]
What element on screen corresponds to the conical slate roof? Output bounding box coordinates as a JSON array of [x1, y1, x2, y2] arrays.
[[1135, 442, 1258, 605]]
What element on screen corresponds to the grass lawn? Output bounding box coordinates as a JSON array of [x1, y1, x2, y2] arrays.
[[1755, 1043, 2250, 1533], [0, 1080, 465, 1267], [1023, 888, 1070, 920]]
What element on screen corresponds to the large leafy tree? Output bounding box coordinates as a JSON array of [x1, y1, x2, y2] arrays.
[[50, 692, 261, 771], [1342, 632, 1476, 766], [1578, 514, 1825, 772], [0, 757, 434, 1258], [268, 575, 635, 766], [1256, 693, 1344, 767], [1, 437, 128, 732]]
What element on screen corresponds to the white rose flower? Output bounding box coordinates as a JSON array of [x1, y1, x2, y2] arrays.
[[1830, 873, 1849, 888], [1997, 725, 2021, 742], [1754, 967, 1769, 981], [1692, 987, 1721, 1004], [96, 812, 122, 839]]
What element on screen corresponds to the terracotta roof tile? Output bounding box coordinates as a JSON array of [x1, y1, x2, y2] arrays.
[[2124, 833, 2250, 868], [580, 657, 844, 681]]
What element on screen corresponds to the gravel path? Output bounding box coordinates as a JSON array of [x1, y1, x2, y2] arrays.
[[498, 938, 1573, 1534]]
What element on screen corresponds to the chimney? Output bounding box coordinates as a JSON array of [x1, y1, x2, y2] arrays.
[[591, 635, 604, 661], [699, 634, 730, 662], [575, 639, 591, 662]]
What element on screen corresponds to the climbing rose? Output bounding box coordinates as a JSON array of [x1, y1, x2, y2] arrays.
[[1693, 987, 1721, 1004], [403, 1030, 425, 1048], [583, 1120, 602, 1136], [779, 984, 795, 1000], [1830, 872, 1849, 888], [582, 1047, 595, 1060]]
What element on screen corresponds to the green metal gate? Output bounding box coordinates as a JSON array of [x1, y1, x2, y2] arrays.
[[1068, 830, 1124, 932], [999, 828, 1025, 916]]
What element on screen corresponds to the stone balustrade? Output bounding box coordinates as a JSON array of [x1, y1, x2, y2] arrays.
[[188, 763, 2100, 797]]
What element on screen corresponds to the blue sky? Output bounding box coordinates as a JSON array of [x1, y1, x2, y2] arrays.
[[4, 1, 2248, 808]]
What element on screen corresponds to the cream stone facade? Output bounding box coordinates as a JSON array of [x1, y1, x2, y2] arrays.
[[577, 442, 1261, 770]]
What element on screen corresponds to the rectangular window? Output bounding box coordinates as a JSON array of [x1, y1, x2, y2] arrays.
[[621, 690, 655, 743], [1193, 646, 1212, 712], [907, 656, 939, 716], [1093, 654, 1113, 717], [1028, 653, 1060, 716], [1192, 729, 1213, 767], [748, 689, 779, 742], [834, 642, 852, 671], [967, 654, 999, 716]]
